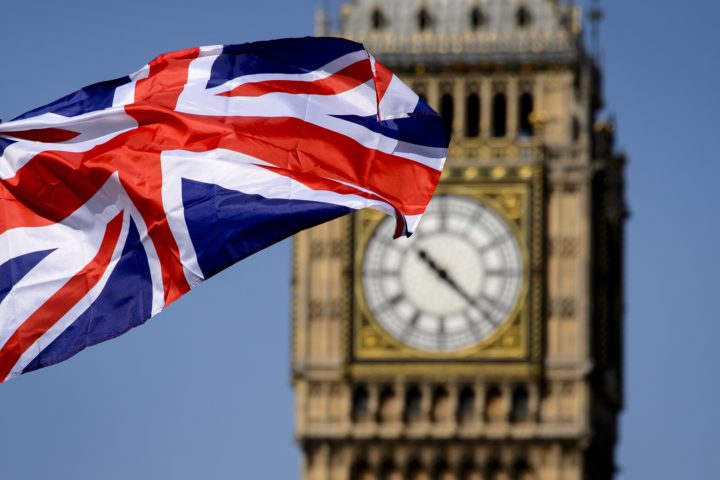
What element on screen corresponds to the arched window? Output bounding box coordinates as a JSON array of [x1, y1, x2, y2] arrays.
[[465, 93, 480, 137], [404, 385, 422, 422], [440, 93, 454, 139], [457, 385, 476, 420], [371, 8, 386, 30], [418, 8, 432, 31], [492, 93, 507, 137], [519, 92, 534, 137], [351, 384, 369, 420], [511, 385, 530, 422], [516, 6, 532, 28], [470, 6, 485, 30]]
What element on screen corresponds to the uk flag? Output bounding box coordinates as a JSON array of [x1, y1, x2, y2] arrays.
[[0, 37, 447, 382]]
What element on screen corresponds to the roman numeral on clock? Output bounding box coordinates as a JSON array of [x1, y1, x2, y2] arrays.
[[364, 268, 399, 278], [478, 233, 510, 254], [378, 293, 404, 313], [400, 311, 421, 342], [436, 316, 447, 350], [486, 268, 520, 277]]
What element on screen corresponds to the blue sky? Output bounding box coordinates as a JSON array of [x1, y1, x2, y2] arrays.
[[1, 0, 719, 478]]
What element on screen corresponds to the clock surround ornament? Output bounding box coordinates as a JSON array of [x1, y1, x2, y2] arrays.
[[351, 168, 544, 373], [361, 194, 524, 353]]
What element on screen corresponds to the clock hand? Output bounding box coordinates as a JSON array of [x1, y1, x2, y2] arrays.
[[415, 248, 481, 309], [415, 248, 500, 326]]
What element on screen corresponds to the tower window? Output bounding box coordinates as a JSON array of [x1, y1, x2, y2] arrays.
[[457, 385, 476, 420], [470, 6, 485, 30], [511, 385, 530, 422], [371, 8, 386, 30], [440, 93, 454, 139], [404, 385, 422, 421], [516, 6, 532, 28], [418, 8, 432, 31], [519, 92, 534, 137], [465, 93, 480, 138], [351, 385, 369, 420], [492, 93, 507, 137]]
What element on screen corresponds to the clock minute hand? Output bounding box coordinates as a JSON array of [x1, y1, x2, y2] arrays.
[[416, 248, 481, 309], [416, 249, 498, 326]]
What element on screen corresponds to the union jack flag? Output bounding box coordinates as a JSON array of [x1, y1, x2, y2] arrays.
[[0, 37, 446, 383]]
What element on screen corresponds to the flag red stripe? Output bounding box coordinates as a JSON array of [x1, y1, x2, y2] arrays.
[[259, 164, 389, 204], [133, 47, 200, 110], [218, 59, 374, 98], [126, 107, 440, 215], [1, 128, 80, 143], [0, 109, 436, 309], [373, 61, 393, 105], [0, 213, 124, 380], [0, 131, 191, 304], [0, 186, 54, 231], [126, 47, 200, 303], [0, 110, 437, 234], [206, 115, 440, 215]]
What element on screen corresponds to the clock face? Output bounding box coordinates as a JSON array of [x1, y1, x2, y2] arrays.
[[361, 194, 523, 352]]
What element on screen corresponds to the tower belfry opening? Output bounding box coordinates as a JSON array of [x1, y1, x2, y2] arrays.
[[417, 8, 433, 31], [470, 6, 485, 30], [294, 1, 627, 478]]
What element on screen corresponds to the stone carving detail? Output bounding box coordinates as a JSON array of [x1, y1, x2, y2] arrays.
[[310, 239, 345, 258], [549, 296, 576, 318], [549, 236, 578, 257], [309, 299, 345, 320]]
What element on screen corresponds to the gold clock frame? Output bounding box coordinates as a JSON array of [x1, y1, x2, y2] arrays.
[[350, 165, 544, 377]]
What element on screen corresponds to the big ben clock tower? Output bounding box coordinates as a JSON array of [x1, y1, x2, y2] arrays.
[[292, 1, 626, 479]]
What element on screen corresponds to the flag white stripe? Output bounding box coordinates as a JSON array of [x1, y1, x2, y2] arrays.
[[160, 148, 397, 284], [177, 54, 445, 170], [5, 210, 131, 381], [0, 110, 136, 180], [202, 50, 371, 95], [0, 176, 125, 353]]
